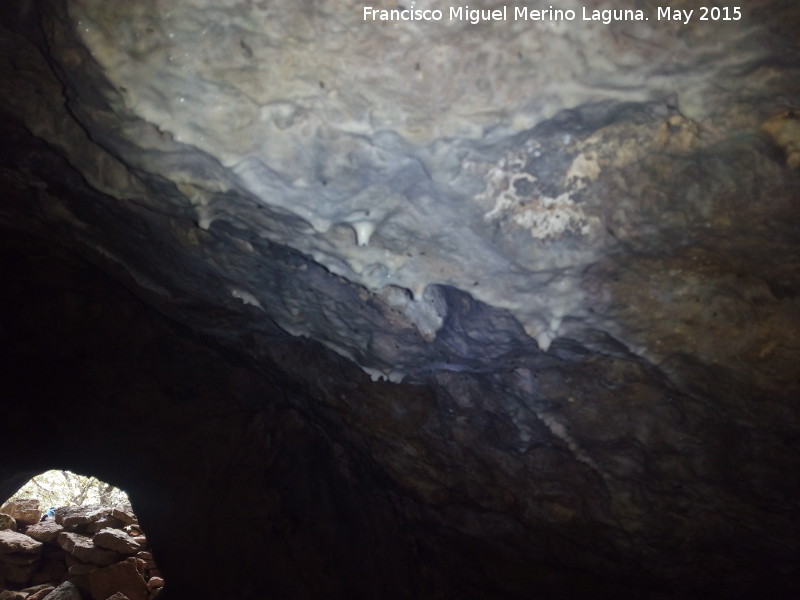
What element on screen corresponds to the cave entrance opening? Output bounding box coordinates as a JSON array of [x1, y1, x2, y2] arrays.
[[0, 470, 164, 599]]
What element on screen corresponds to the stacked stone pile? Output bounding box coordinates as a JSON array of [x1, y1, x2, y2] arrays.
[[0, 499, 163, 600]]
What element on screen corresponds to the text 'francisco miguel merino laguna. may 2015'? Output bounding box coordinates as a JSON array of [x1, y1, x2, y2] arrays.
[[362, 5, 742, 26]]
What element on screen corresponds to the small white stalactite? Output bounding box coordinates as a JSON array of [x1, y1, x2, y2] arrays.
[[231, 288, 263, 310], [351, 220, 376, 247]]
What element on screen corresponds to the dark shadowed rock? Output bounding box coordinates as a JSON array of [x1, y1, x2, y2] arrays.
[[39, 581, 81, 600], [18, 584, 53, 600], [0, 531, 41, 555], [89, 558, 148, 600], [57, 533, 123, 567], [0, 515, 16, 532], [26, 588, 55, 600]]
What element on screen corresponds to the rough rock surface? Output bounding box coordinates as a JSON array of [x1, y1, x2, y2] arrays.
[[39, 581, 81, 600], [1, 1, 799, 600], [89, 559, 147, 600], [0, 528, 42, 586], [56, 508, 111, 530], [57, 533, 122, 568], [91, 530, 140, 556], [0, 517, 15, 533], [0, 531, 42, 556], [25, 587, 54, 600], [24, 523, 63, 545], [0, 502, 41, 528]]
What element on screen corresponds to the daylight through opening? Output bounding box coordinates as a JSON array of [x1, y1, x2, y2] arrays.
[[0, 470, 164, 599]]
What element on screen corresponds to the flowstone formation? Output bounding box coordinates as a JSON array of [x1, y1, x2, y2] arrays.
[[1, 1, 799, 599]]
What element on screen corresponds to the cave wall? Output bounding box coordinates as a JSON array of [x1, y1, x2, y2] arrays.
[[2, 230, 675, 599], [2, 1, 800, 599]]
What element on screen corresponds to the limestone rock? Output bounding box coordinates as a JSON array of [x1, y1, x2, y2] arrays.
[[89, 558, 148, 600], [0, 530, 42, 555], [85, 516, 125, 534], [0, 500, 41, 526], [57, 532, 123, 567], [132, 558, 146, 578], [92, 528, 140, 555], [0, 541, 40, 584], [40, 581, 81, 600], [24, 521, 63, 543], [109, 506, 136, 526], [19, 584, 53, 599], [145, 576, 163, 591], [0, 591, 25, 600], [57, 506, 110, 529], [25, 586, 55, 600], [0, 514, 16, 532]]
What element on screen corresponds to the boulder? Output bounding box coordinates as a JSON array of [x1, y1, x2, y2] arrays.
[[0, 530, 41, 585], [109, 506, 136, 526], [92, 528, 140, 555], [57, 532, 122, 567], [25, 521, 63, 543], [0, 514, 16, 532], [0, 500, 41, 526], [0, 530, 42, 555], [86, 516, 124, 534], [89, 558, 148, 600], [57, 506, 110, 529], [146, 576, 164, 591]]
